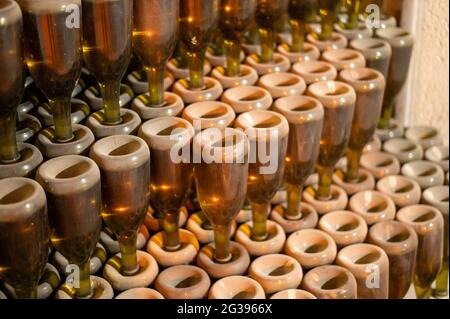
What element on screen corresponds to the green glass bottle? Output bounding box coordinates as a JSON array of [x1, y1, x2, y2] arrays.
[[82, 0, 133, 125], [318, 0, 340, 41], [339, 0, 361, 30], [219, 0, 256, 77], [180, 0, 220, 90], [255, 0, 289, 63], [288, 0, 317, 53], [0, 0, 25, 164], [133, 0, 179, 106], [18, 0, 83, 143]]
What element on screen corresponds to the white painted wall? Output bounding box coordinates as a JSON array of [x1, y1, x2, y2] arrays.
[[399, 0, 449, 144]]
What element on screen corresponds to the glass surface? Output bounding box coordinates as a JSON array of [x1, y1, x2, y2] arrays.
[[255, 0, 288, 63], [180, 0, 220, 89], [194, 129, 249, 262], [219, 0, 256, 76], [82, 0, 133, 124], [91, 137, 150, 275], [341, 69, 385, 182], [0, 0, 25, 163], [339, 0, 360, 30], [287, 0, 317, 52], [0, 178, 49, 299], [18, 0, 82, 142], [237, 112, 288, 240], [36, 157, 102, 299], [147, 122, 193, 250], [318, 0, 340, 41], [378, 36, 413, 129], [133, 0, 179, 106]]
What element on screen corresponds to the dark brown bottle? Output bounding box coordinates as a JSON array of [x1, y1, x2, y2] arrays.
[[180, 0, 220, 89]]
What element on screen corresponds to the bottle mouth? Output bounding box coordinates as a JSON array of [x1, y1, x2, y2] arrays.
[[325, 85, 349, 96], [39, 155, 96, 182], [231, 287, 257, 299], [194, 127, 248, 163], [0, 180, 36, 205], [323, 49, 364, 64], [235, 110, 289, 140], [423, 186, 450, 204], [375, 27, 414, 47], [398, 205, 440, 226], [0, 178, 47, 216], [200, 106, 229, 118], [260, 72, 301, 87], [183, 101, 235, 129], [290, 99, 318, 112], [402, 161, 441, 179], [353, 250, 381, 265], [374, 158, 394, 168], [274, 96, 324, 125], [224, 86, 270, 104], [252, 115, 282, 128], [156, 123, 186, 136], [384, 138, 420, 154], [378, 28, 411, 39], [211, 134, 241, 148], [95, 135, 145, 157], [294, 229, 333, 255], [318, 80, 349, 95], [336, 220, 359, 232], [386, 229, 411, 243], [412, 210, 436, 223], [393, 182, 414, 193], [0, 0, 11, 10], [55, 160, 91, 179], [173, 274, 201, 289], [90, 135, 149, 171], [321, 211, 362, 233], [351, 38, 388, 51], [320, 272, 348, 290], [300, 61, 333, 75], [211, 276, 262, 299], [366, 42, 387, 49], [338, 52, 360, 61], [377, 175, 416, 195], [308, 81, 356, 106], [365, 201, 388, 213], [0, 0, 22, 24], [426, 146, 449, 162], [18, 0, 82, 14], [107, 140, 141, 156], [157, 266, 207, 290], [373, 221, 414, 244], [139, 117, 193, 149], [343, 68, 383, 83], [238, 90, 266, 102], [350, 191, 393, 215], [239, 112, 282, 129], [251, 254, 299, 279], [266, 261, 295, 277], [406, 126, 439, 141], [303, 240, 328, 254], [338, 244, 385, 271]]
